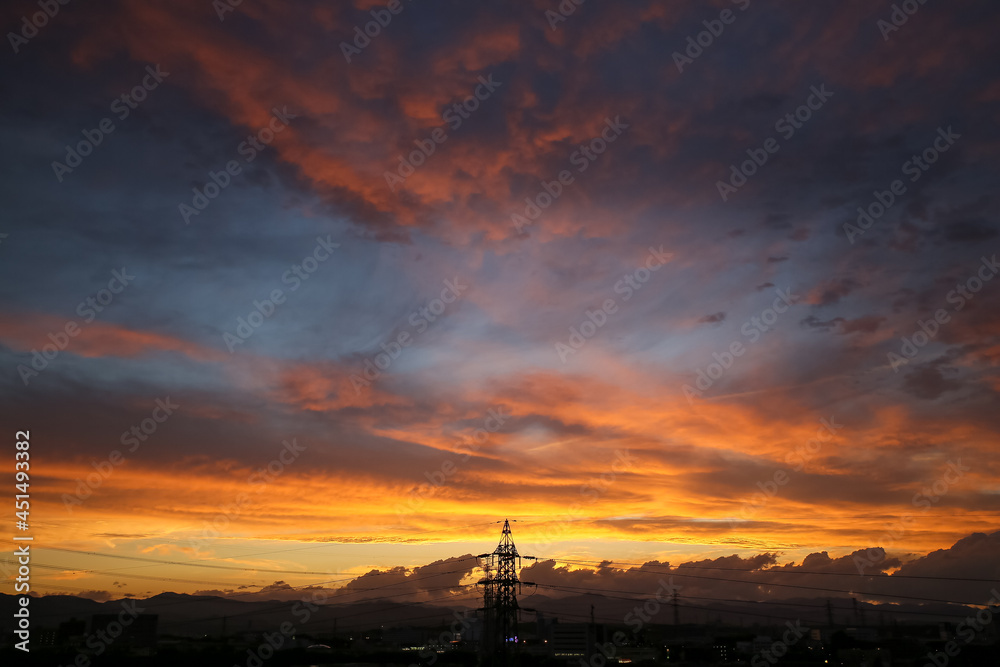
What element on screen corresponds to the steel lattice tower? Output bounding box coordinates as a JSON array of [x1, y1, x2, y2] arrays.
[[478, 519, 533, 667]]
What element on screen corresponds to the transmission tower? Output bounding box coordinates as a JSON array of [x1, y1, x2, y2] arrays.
[[477, 519, 534, 667]]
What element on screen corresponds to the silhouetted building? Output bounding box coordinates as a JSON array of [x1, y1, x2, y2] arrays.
[[549, 622, 605, 659], [35, 627, 58, 647], [57, 617, 87, 648], [89, 613, 158, 655]]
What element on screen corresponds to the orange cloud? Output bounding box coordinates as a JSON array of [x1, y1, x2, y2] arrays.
[[0, 312, 227, 362]]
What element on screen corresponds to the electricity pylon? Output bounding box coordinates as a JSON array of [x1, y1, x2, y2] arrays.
[[478, 519, 534, 667]]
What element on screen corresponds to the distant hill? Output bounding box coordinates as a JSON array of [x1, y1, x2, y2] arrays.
[[1, 591, 986, 638]]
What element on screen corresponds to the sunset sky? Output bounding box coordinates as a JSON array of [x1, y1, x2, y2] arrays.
[[2, 0, 999, 603]]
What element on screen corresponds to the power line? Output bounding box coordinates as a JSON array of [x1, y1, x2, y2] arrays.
[[531, 558, 994, 607], [532, 583, 991, 620], [38, 546, 353, 575], [539, 556, 1000, 583], [31, 562, 249, 588], [34, 523, 496, 578], [37, 546, 480, 577], [22, 531, 1000, 629]]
